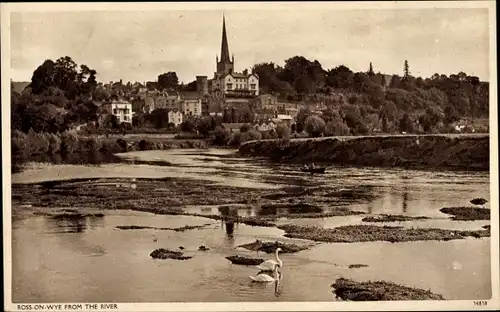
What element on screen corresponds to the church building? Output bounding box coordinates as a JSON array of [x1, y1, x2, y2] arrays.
[[209, 16, 259, 99]]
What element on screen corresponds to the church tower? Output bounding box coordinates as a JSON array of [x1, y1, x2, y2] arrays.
[[216, 15, 234, 76]]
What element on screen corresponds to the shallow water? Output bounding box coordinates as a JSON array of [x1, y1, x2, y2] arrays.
[[12, 209, 491, 302], [11, 149, 492, 302]]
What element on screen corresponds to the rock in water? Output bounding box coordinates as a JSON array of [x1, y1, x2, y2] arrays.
[[470, 198, 488, 206], [225, 256, 264, 266], [150, 248, 192, 260]]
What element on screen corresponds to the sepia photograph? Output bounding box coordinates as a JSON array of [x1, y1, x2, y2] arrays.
[[2, 1, 498, 311]]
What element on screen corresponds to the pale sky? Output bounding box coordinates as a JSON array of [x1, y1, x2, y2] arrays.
[[10, 6, 491, 84]]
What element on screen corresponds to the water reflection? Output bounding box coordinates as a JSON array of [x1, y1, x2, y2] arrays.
[[225, 222, 235, 236], [45, 214, 105, 234], [219, 206, 238, 245], [274, 271, 284, 297], [403, 190, 409, 214]]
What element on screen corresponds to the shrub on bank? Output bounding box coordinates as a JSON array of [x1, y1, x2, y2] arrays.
[[60, 131, 79, 153], [213, 126, 231, 146], [240, 130, 262, 144], [48, 133, 62, 154], [276, 124, 291, 139], [261, 130, 278, 140], [228, 132, 241, 147]]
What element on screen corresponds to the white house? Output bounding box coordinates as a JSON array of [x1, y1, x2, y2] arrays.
[[182, 98, 202, 116], [168, 111, 183, 127], [211, 72, 259, 98], [102, 100, 133, 123], [255, 121, 276, 132]]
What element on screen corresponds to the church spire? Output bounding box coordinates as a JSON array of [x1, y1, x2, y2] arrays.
[[220, 14, 231, 63]]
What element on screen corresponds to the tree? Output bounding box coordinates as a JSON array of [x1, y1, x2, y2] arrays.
[[275, 123, 290, 139], [148, 108, 170, 129], [399, 113, 414, 133], [380, 74, 387, 87], [326, 65, 354, 89], [389, 75, 402, 88], [304, 115, 326, 137], [368, 62, 375, 76], [30, 56, 97, 100], [418, 107, 443, 133], [325, 119, 350, 136], [403, 60, 410, 79], [252, 62, 294, 95], [180, 120, 196, 133], [223, 108, 232, 123], [102, 114, 119, 130], [213, 126, 231, 146], [381, 114, 391, 133], [197, 116, 215, 136], [53, 56, 78, 92], [240, 130, 262, 144], [343, 110, 368, 135], [231, 107, 237, 123], [157, 72, 179, 90], [381, 100, 398, 122], [296, 108, 312, 133], [132, 114, 146, 128], [238, 123, 250, 133], [278, 56, 326, 94], [344, 110, 362, 130], [31, 60, 56, 94]]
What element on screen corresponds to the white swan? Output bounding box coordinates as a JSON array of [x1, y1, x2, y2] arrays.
[[256, 247, 283, 271], [249, 266, 280, 283]]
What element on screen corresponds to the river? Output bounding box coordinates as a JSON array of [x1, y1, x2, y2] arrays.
[[10, 149, 491, 302]]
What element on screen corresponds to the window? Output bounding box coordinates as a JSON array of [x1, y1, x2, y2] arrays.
[[113, 109, 117, 114], [251, 84, 256, 90], [123, 116, 129, 121], [227, 83, 233, 90]]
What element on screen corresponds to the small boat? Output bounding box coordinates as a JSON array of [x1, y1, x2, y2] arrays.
[[300, 167, 326, 174]]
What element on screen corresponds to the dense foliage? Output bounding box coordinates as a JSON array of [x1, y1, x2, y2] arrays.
[[253, 56, 489, 135], [12, 55, 489, 139]]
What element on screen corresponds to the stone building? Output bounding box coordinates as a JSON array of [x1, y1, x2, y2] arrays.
[[209, 16, 259, 99]]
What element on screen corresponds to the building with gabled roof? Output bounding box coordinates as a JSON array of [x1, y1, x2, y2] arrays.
[[209, 15, 259, 99]]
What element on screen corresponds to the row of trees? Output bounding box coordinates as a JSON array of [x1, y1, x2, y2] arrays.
[[13, 55, 489, 137]]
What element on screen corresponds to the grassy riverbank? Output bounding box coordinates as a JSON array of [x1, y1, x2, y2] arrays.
[[239, 134, 489, 171], [11, 130, 213, 170]]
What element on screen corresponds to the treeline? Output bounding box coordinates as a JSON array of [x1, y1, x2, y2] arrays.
[[252, 56, 489, 134], [12, 55, 489, 138]]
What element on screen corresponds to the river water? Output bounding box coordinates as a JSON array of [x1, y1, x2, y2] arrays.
[[11, 149, 491, 302]]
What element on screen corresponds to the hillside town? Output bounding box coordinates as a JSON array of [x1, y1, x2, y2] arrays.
[[80, 16, 303, 133], [7, 4, 494, 308], [11, 15, 489, 146]]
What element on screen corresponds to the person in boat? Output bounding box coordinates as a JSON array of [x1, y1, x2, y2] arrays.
[[311, 162, 316, 169], [303, 164, 309, 170]]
